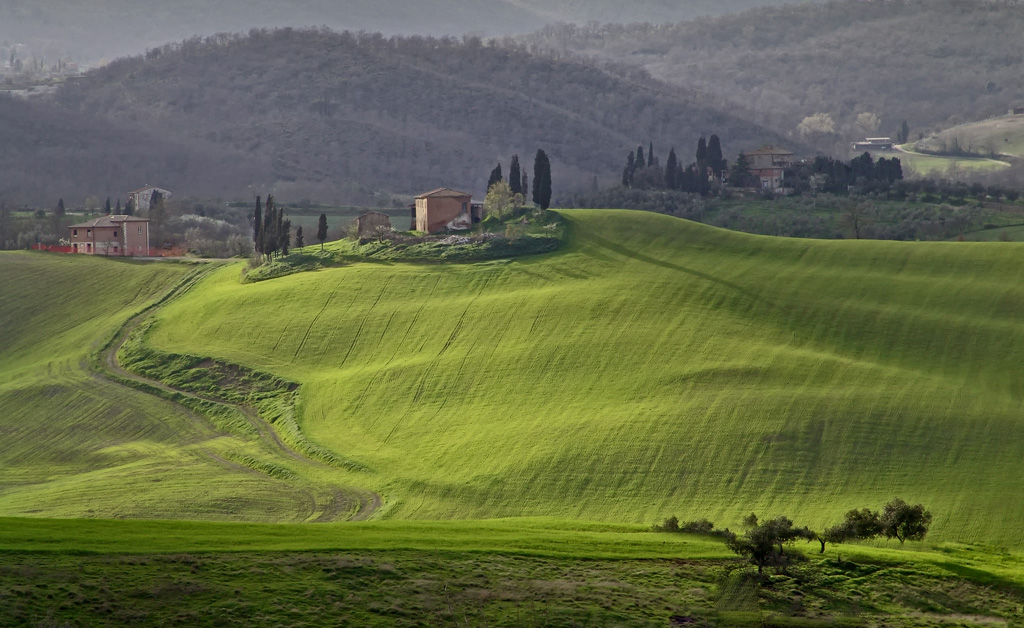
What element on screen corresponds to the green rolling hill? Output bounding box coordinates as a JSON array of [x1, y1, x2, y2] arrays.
[[7, 210, 1024, 548]]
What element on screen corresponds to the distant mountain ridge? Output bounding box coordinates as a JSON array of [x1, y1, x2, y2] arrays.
[[0, 0, 818, 63], [519, 0, 1024, 150], [10, 28, 793, 205]]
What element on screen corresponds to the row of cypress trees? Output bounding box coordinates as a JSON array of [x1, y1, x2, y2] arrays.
[[252, 195, 291, 260], [623, 135, 728, 195], [486, 148, 553, 210]]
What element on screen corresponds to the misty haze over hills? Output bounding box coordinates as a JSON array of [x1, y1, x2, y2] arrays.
[[0, 0, 816, 63]]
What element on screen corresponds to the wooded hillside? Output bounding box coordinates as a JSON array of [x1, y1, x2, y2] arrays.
[[0, 0, 816, 63], [522, 0, 1024, 153], [33, 28, 789, 205], [0, 94, 270, 205]]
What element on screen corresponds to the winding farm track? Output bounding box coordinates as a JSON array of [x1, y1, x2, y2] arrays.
[[94, 262, 381, 522]]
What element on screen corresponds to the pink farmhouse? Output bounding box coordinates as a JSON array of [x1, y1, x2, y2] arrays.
[[67, 215, 150, 256]]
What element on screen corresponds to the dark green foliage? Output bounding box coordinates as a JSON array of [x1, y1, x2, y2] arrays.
[[316, 212, 328, 251], [253, 195, 263, 254], [726, 515, 814, 575], [898, 119, 911, 144], [294, 225, 303, 249], [116, 198, 122, 213], [623, 152, 635, 187], [487, 162, 503, 190], [520, 170, 528, 200], [279, 218, 291, 256], [508, 154, 521, 196], [695, 137, 707, 167], [729, 153, 752, 187], [881, 498, 933, 545], [647, 141, 654, 167], [818, 508, 883, 552], [707, 134, 725, 179], [104, 196, 111, 214], [635, 145, 645, 172], [533, 149, 552, 210], [664, 148, 678, 190], [263, 195, 278, 258]]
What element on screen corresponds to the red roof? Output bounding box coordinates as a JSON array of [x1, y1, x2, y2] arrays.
[[67, 215, 150, 229], [415, 187, 472, 199]]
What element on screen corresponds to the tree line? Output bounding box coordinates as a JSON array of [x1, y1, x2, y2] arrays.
[[484, 148, 553, 218], [621, 135, 728, 195], [655, 498, 933, 575]]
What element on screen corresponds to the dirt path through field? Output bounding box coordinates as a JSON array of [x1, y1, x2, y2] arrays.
[[95, 263, 381, 522]]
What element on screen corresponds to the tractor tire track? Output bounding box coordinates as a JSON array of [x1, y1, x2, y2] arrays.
[[94, 263, 381, 522]]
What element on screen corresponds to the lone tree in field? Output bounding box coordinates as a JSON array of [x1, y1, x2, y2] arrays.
[[881, 498, 932, 545], [294, 225, 304, 250], [817, 508, 883, 553], [726, 514, 814, 575], [533, 149, 552, 210], [316, 213, 328, 251]]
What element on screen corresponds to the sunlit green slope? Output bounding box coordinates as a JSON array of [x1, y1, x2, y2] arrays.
[[143, 210, 1024, 544], [0, 254, 318, 521]]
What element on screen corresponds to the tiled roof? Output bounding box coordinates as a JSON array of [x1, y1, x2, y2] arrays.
[[67, 215, 150, 229], [744, 145, 794, 156], [415, 187, 472, 199]]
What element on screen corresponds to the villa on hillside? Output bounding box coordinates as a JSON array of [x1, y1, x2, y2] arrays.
[[126, 185, 172, 213], [742, 146, 795, 190], [412, 188, 479, 233], [67, 215, 150, 256]]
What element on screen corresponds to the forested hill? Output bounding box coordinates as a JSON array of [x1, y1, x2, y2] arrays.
[[41, 28, 790, 205], [521, 0, 1024, 152], [0, 94, 271, 206], [0, 0, 817, 63]]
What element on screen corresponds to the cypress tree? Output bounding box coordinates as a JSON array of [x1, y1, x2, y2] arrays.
[[648, 142, 655, 167], [636, 146, 645, 172], [521, 171, 528, 200], [125, 197, 134, 216], [295, 225, 304, 249], [509, 155, 522, 196], [696, 137, 708, 167], [253, 196, 263, 254], [707, 135, 724, 180], [487, 163, 503, 190], [116, 198, 122, 214], [263, 195, 277, 258], [316, 213, 328, 251], [533, 149, 552, 210], [276, 201, 284, 255], [729, 154, 752, 187], [104, 197, 111, 214], [664, 148, 679, 190], [279, 218, 291, 256]]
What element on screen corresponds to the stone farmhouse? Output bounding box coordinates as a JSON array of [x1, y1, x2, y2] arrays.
[[742, 146, 794, 190], [126, 185, 172, 213], [412, 188, 479, 233], [67, 215, 150, 256]]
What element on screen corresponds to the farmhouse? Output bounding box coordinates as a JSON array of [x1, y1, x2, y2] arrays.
[[126, 185, 172, 213], [742, 146, 794, 189], [413, 188, 477, 234], [853, 137, 895, 151], [357, 211, 392, 238], [67, 215, 150, 256]]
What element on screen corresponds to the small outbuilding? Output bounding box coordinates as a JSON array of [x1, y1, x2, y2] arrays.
[[413, 188, 474, 234], [357, 211, 392, 238]]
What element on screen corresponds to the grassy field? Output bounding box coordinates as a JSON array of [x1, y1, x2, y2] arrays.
[[0, 253, 332, 521], [916, 114, 1024, 160], [117, 209, 1024, 546], [1, 518, 1022, 627], [865, 147, 1010, 177]]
